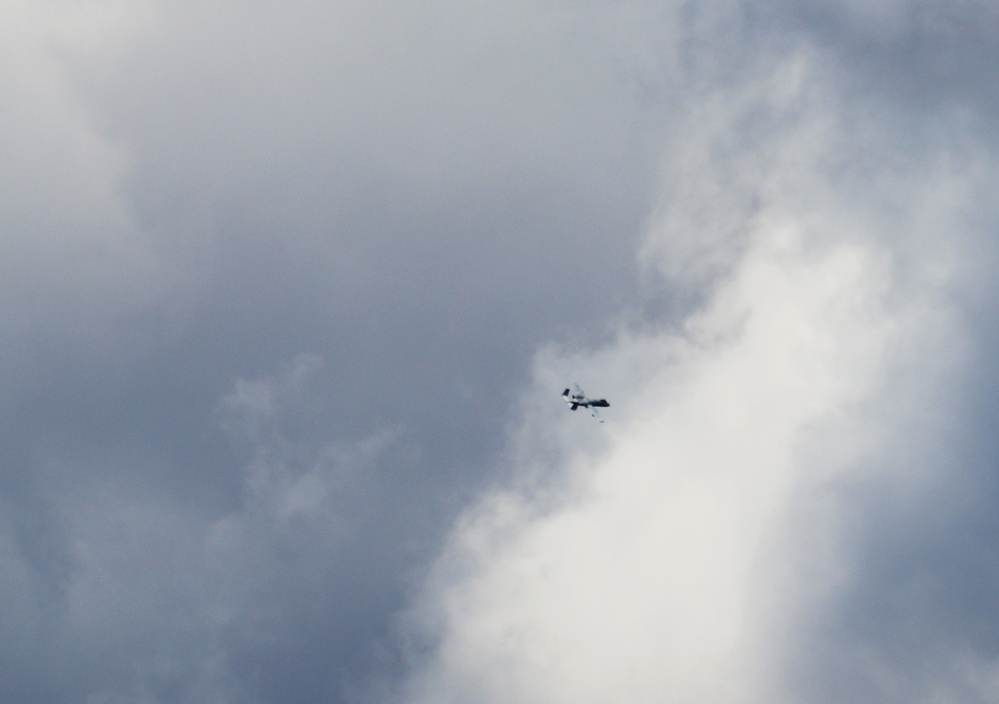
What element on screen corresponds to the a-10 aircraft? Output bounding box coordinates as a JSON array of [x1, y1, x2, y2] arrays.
[[562, 383, 610, 422]]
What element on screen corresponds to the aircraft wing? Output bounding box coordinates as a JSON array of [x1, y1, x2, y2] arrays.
[[589, 406, 605, 423]]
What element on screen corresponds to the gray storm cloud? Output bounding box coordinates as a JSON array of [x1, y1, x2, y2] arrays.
[[0, 1, 658, 701], [2, 1, 999, 703], [0, 3, 186, 375]]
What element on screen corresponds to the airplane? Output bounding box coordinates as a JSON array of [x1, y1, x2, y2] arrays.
[[562, 383, 610, 422]]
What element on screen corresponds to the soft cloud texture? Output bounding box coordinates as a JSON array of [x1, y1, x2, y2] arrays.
[[400, 243, 900, 703], [3, 1, 999, 702], [392, 12, 999, 704]]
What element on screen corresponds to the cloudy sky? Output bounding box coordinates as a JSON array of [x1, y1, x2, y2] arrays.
[[4, 1, 999, 702]]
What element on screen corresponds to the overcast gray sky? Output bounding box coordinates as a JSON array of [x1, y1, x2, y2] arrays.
[[3, 1, 999, 702]]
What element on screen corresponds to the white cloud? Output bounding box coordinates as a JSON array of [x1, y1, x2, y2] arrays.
[[402, 237, 904, 704], [395, 36, 984, 704]]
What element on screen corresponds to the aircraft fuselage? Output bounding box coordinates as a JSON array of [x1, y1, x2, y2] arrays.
[[562, 388, 609, 409]]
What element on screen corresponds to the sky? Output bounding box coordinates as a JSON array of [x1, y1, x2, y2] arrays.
[[3, 1, 999, 702]]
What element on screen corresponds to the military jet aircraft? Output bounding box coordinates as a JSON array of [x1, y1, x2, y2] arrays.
[[562, 383, 610, 422]]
